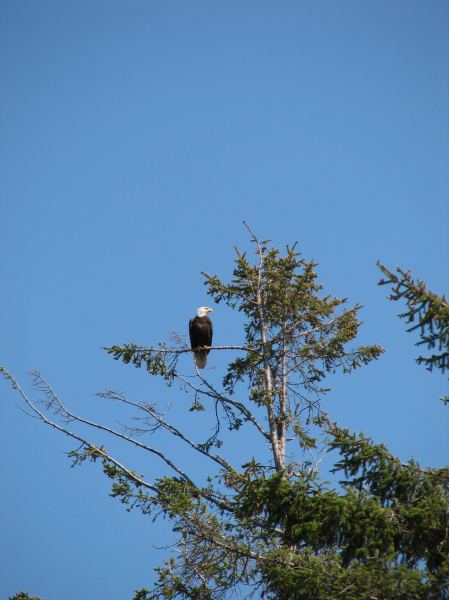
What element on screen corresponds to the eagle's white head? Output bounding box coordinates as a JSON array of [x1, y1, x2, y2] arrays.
[[196, 306, 213, 317]]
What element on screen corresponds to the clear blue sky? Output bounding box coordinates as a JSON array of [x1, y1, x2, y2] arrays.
[[1, 1, 448, 598]]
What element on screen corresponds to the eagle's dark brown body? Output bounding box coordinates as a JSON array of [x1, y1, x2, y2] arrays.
[[189, 314, 213, 368]]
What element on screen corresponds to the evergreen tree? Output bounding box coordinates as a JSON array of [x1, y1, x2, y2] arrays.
[[2, 226, 447, 599]]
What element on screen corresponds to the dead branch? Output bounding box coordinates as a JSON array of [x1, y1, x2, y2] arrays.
[[0, 366, 158, 493], [193, 368, 270, 442], [31, 371, 197, 486], [97, 390, 239, 476]]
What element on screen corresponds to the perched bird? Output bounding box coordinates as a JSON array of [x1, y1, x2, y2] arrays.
[[189, 306, 213, 368]]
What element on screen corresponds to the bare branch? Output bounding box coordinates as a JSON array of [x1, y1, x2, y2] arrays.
[[30, 371, 197, 487], [100, 390, 239, 476], [0, 366, 158, 493], [193, 368, 270, 442]]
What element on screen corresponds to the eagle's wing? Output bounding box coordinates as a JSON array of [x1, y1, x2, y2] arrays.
[[189, 318, 195, 348], [208, 318, 213, 351]]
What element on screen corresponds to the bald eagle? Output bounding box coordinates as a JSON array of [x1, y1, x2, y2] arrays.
[[189, 307, 213, 368]]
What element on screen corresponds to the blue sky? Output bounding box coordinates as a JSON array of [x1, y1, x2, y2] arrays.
[[1, 1, 448, 598]]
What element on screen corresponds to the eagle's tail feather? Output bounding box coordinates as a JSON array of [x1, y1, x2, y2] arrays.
[[194, 350, 207, 369]]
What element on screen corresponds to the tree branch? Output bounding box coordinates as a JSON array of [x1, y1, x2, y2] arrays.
[[98, 389, 239, 476], [193, 368, 270, 442], [0, 366, 158, 493], [30, 371, 197, 487]]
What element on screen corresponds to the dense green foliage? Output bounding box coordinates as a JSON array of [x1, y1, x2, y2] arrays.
[[240, 427, 449, 599]]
